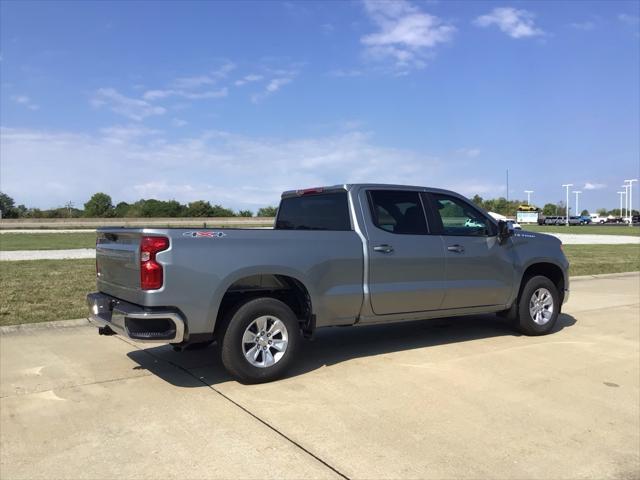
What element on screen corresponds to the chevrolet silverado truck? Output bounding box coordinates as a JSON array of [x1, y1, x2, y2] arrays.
[[88, 184, 569, 383]]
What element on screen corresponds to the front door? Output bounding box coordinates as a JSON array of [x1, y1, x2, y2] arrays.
[[365, 189, 447, 316], [425, 193, 515, 309]]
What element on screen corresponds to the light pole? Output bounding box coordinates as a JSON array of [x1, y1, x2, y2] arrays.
[[562, 184, 573, 226], [625, 179, 638, 225], [618, 191, 625, 219], [621, 184, 629, 220], [573, 191, 582, 218], [524, 190, 534, 205]]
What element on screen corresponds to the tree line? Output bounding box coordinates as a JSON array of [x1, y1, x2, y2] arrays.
[[1, 191, 636, 220], [0, 192, 278, 219]]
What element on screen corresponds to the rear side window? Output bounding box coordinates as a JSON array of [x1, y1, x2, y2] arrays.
[[368, 190, 428, 235], [275, 192, 351, 231]]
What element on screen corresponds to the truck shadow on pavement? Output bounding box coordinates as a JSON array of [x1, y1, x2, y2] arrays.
[[127, 313, 577, 387]]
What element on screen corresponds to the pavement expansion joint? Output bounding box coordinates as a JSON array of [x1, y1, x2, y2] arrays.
[[116, 336, 351, 480], [0, 372, 153, 399]]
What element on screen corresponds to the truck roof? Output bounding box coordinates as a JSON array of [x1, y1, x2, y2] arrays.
[[281, 183, 461, 198]]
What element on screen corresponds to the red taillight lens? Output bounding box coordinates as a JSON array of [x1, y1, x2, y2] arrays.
[[140, 236, 169, 290]]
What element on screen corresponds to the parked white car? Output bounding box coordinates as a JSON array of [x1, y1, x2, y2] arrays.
[[488, 212, 522, 230], [590, 214, 606, 224]]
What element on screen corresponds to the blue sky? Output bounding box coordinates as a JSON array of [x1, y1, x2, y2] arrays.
[[1, 0, 639, 212]]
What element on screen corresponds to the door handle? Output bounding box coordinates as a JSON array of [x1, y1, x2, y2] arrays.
[[373, 244, 394, 254], [447, 244, 465, 253]]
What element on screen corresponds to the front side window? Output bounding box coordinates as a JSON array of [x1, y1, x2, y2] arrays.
[[368, 190, 428, 235], [430, 194, 494, 236]]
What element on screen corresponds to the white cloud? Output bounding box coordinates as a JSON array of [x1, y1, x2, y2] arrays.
[[327, 69, 364, 78], [1, 126, 476, 210], [142, 88, 228, 101], [474, 7, 544, 39], [361, 0, 455, 72], [456, 147, 481, 158], [568, 21, 595, 31], [99, 124, 161, 144], [618, 13, 639, 26], [234, 74, 264, 87], [171, 63, 236, 90], [583, 182, 606, 190], [11, 94, 39, 111], [251, 75, 296, 103], [172, 118, 188, 127], [91, 88, 166, 121]]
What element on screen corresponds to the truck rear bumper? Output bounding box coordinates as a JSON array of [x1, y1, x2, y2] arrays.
[[87, 292, 185, 343]]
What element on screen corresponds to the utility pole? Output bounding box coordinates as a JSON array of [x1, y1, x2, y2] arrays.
[[506, 169, 509, 202], [524, 190, 533, 205], [621, 185, 629, 220], [618, 191, 625, 218], [573, 191, 582, 218], [625, 179, 638, 225], [562, 184, 573, 226]]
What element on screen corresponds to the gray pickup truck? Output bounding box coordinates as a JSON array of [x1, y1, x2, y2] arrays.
[[88, 184, 569, 383]]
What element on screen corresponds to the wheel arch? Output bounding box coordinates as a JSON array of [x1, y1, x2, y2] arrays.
[[519, 261, 566, 304], [208, 268, 315, 339]]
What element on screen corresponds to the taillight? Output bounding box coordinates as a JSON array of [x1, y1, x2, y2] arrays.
[[140, 236, 169, 290]]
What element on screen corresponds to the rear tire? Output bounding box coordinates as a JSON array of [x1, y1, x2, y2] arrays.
[[516, 275, 560, 336], [219, 297, 300, 383]]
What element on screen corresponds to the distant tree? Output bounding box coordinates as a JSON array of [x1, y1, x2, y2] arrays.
[[135, 199, 186, 217], [542, 203, 557, 216], [187, 200, 213, 217], [15, 204, 28, 217], [84, 193, 114, 217], [471, 194, 483, 208], [209, 204, 235, 217], [114, 202, 131, 217], [580, 209, 589, 216], [238, 210, 253, 217], [0, 192, 18, 218], [257, 206, 278, 217], [596, 208, 608, 216]]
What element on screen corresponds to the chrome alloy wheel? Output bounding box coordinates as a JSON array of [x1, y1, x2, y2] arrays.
[[241, 315, 289, 368], [529, 287, 554, 325]]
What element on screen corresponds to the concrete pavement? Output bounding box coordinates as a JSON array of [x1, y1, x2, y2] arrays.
[[1, 273, 639, 479]]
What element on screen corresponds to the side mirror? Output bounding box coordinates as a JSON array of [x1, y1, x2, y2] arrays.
[[498, 220, 514, 243]]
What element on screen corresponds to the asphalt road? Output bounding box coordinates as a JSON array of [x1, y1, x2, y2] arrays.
[[1, 273, 639, 479]]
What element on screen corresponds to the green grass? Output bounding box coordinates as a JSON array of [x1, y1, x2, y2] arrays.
[[563, 244, 640, 276], [0, 233, 97, 250], [0, 245, 638, 326], [524, 225, 640, 236], [0, 259, 95, 326]]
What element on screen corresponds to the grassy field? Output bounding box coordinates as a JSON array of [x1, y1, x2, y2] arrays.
[[0, 244, 638, 326], [524, 225, 640, 236], [564, 244, 640, 276], [0, 233, 97, 250], [0, 259, 95, 326]]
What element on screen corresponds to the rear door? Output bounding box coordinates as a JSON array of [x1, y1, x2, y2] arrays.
[[364, 189, 446, 316], [424, 193, 515, 309]]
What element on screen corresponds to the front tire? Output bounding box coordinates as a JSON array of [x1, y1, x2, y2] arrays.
[[219, 297, 300, 383], [516, 276, 560, 336]]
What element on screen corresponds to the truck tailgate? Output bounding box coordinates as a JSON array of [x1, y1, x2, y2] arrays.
[[96, 230, 142, 302]]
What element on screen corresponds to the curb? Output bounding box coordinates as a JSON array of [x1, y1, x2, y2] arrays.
[[0, 318, 90, 335], [570, 271, 640, 282]]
